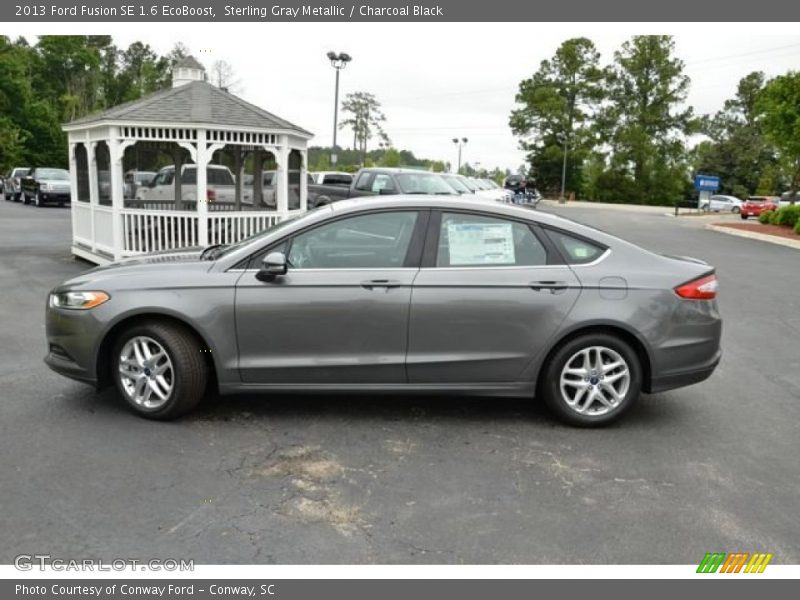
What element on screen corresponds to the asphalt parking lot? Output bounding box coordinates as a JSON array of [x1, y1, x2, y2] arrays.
[[1, 197, 798, 565]]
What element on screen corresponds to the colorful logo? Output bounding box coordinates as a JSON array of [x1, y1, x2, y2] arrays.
[[697, 552, 773, 573]]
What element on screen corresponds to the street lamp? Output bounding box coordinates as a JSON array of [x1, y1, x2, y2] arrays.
[[557, 130, 569, 202], [327, 51, 352, 165], [452, 137, 468, 174]]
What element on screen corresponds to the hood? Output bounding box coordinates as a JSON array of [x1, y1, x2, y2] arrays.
[[55, 248, 210, 290]]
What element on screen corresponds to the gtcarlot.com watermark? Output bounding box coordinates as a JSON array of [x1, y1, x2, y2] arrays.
[[14, 554, 194, 572]]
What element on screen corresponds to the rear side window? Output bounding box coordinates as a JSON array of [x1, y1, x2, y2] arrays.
[[436, 213, 548, 267], [545, 229, 605, 264]]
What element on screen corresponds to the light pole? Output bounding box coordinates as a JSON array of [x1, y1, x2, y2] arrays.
[[452, 137, 468, 174], [327, 51, 352, 166], [558, 131, 568, 202]]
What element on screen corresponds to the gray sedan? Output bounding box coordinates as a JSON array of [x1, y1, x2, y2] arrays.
[[45, 197, 722, 425]]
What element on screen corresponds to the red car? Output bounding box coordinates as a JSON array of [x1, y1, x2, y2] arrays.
[[740, 196, 778, 219]]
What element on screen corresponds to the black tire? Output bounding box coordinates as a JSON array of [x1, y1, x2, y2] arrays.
[[538, 333, 642, 427], [741, 214, 748, 220], [732, 206, 740, 214], [13, 192, 21, 202], [112, 321, 208, 420]]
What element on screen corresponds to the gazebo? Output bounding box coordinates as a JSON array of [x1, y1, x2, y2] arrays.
[[63, 56, 313, 264]]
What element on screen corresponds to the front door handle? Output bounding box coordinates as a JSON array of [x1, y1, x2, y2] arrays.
[[530, 281, 569, 293], [361, 279, 403, 290]]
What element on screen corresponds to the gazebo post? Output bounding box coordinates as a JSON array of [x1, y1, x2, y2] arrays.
[[196, 129, 209, 246], [276, 137, 289, 216], [233, 148, 243, 211], [109, 132, 125, 260], [253, 150, 264, 207], [67, 140, 80, 242], [87, 141, 99, 253], [173, 147, 184, 211], [299, 149, 308, 212]]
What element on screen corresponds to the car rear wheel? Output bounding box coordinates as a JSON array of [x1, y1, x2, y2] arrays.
[[539, 333, 642, 426], [112, 321, 208, 420], [732, 206, 740, 213]]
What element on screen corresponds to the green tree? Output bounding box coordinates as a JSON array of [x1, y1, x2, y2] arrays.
[[339, 92, 390, 164], [693, 72, 779, 197], [599, 35, 694, 204], [756, 71, 800, 200], [379, 147, 401, 167], [510, 37, 604, 197]]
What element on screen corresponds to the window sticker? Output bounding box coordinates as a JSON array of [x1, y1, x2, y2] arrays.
[[447, 222, 515, 265]]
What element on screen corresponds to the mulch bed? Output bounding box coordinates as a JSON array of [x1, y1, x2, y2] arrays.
[[713, 222, 800, 241]]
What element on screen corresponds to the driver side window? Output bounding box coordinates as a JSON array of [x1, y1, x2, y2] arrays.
[[287, 211, 419, 269]]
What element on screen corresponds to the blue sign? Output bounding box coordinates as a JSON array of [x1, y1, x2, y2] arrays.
[[694, 175, 720, 192]]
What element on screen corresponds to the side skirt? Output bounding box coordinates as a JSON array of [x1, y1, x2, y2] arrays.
[[218, 382, 536, 398]]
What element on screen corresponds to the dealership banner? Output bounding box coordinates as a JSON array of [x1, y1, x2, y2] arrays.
[[3, 579, 799, 599], [4, 0, 800, 22]]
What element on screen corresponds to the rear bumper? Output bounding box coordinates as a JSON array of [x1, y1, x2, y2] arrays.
[[648, 348, 721, 394]]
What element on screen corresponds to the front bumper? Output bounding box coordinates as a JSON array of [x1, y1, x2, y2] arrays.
[[44, 303, 104, 387], [39, 192, 71, 203]]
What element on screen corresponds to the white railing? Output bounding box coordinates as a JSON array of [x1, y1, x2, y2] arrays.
[[72, 202, 92, 248], [93, 207, 115, 255], [207, 212, 283, 245], [122, 210, 198, 255], [120, 209, 292, 256]]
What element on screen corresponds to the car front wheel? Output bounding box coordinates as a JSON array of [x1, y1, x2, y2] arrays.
[[732, 206, 740, 213], [539, 333, 642, 427], [112, 321, 208, 420]]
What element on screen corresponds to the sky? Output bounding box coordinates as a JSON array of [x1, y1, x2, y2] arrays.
[[20, 23, 800, 172]]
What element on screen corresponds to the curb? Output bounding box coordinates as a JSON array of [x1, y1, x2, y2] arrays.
[[704, 224, 800, 251]]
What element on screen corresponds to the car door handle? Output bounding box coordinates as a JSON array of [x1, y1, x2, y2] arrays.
[[529, 281, 569, 293], [361, 279, 403, 290]]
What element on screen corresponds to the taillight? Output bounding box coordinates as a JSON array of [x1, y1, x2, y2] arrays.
[[675, 274, 718, 300], [206, 189, 216, 202]]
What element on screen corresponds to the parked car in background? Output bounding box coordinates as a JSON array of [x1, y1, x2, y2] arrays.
[[124, 170, 157, 199], [4, 167, 31, 202], [135, 164, 250, 205], [308, 167, 458, 207], [700, 195, 742, 213], [740, 196, 779, 219], [310, 171, 353, 186], [468, 177, 513, 203], [44, 195, 722, 425], [20, 168, 71, 207]]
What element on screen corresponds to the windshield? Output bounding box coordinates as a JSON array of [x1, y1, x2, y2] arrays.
[[136, 173, 155, 184], [483, 179, 499, 189], [459, 177, 479, 192], [442, 175, 470, 194], [37, 169, 69, 180], [395, 173, 455, 195]]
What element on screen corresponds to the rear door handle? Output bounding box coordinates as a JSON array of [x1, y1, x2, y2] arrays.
[[361, 279, 403, 290], [530, 280, 569, 293]]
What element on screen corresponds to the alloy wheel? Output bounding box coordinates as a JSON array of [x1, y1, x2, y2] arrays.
[[559, 346, 631, 416], [118, 336, 174, 409]]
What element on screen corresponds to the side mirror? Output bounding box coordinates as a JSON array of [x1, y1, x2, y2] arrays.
[[256, 251, 287, 281]]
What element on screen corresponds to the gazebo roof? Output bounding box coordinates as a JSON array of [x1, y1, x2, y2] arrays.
[[64, 80, 312, 136]]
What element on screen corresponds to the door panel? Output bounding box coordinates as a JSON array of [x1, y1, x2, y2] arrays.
[[235, 269, 417, 383], [407, 266, 580, 382], [235, 209, 424, 384], [407, 210, 581, 383]]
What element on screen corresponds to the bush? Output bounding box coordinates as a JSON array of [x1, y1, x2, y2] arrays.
[[759, 210, 774, 224], [772, 205, 800, 228], [795, 219, 800, 235]]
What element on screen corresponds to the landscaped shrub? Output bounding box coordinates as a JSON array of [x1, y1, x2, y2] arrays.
[[759, 210, 774, 224], [795, 219, 800, 235], [772, 205, 800, 228]]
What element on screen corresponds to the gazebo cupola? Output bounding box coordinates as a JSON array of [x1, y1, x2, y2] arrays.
[[172, 56, 207, 87], [62, 55, 313, 265]]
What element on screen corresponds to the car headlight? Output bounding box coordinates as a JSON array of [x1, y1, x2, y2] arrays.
[[40, 183, 50, 192], [50, 291, 110, 310]]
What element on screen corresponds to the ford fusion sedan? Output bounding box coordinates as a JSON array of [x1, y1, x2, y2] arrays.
[[45, 196, 722, 426]]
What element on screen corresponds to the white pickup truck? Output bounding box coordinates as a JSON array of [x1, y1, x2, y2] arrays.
[[135, 164, 251, 204]]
